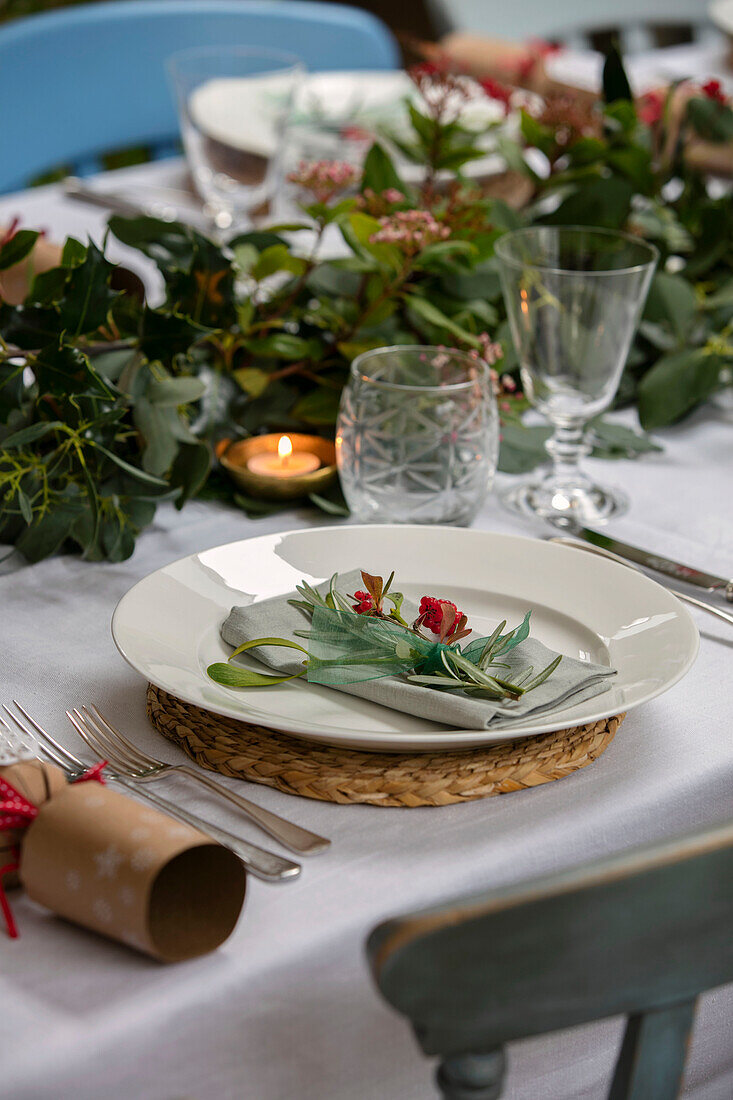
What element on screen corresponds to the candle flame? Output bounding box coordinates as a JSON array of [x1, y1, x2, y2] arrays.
[[278, 435, 293, 464]]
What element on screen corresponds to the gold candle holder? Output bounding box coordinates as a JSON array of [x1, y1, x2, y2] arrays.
[[219, 433, 338, 501]]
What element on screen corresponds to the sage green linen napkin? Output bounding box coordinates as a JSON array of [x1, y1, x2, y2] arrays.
[[221, 570, 615, 730]]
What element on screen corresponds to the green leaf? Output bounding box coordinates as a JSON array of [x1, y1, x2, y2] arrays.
[[0, 360, 26, 423], [638, 349, 724, 429], [498, 423, 551, 473], [520, 110, 557, 158], [684, 201, 733, 278], [93, 438, 172, 486], [643, 273, 697, 344], [404, 294, 478, 345], [233, 366, 271, 397], [228, 230, 287, 252], [543, 176, 633, 230], [233, 492, 289, 518], [2, 420, 64, 448], [686, 97, 733, 143], [407, 102, 436, 146], [56, 241, 119, 337], [441, 261, 502, 301], [361, 142, 406, 195], [206, 662, 306, 687], [32, 340, 114, 398], [251, 244, 307, 280], [16, 488, 33, 524], [138, 308, 210, 366], [589, 418, 662, 458], [291, 387, 341, 425], [146, 376, 206, 406], [61, 237, 87, 266], [132, 396, 180, 475], [0, 230, 39, 271], [108, 215, 198, 269], [229, 635, 308, 659], [169, 441, 210, 507], [0, 304, 64, 348], [602, 43, 632, 104], [309, 480, 350, 517], [27, 265, 70, 306], [245, 333, 320, 360], [14, 490, 85, 563]]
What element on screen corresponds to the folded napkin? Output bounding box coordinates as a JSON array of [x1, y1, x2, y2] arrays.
[[221, 570, 615, 731]]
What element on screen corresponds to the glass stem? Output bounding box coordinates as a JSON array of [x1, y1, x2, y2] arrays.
[[544, 420, 591, 485]]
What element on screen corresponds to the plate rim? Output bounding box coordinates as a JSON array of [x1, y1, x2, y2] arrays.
[[111, 524, 700, 750]]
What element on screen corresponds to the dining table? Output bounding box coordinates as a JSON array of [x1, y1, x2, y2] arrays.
[[2, 82, 733, 1100]]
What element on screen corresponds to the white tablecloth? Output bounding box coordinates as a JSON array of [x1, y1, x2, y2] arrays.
[[2, 168, 733, 1100]]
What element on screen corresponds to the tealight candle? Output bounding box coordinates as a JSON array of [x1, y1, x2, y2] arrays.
[[245, 435, 321, 479], [219, 433, 337, 500]]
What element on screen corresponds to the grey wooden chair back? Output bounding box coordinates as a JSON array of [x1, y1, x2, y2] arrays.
[[427, 0, 717, 54], [368, 820, 733, 1099]]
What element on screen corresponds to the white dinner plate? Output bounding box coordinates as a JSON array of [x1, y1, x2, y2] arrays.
[[112, 526, 698, 752]]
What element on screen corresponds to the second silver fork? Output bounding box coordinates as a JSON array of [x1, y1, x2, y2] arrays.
[[67, 704, 330, 856]]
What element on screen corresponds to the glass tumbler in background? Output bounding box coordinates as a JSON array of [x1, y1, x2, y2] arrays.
[[168, 46, 304, 231], [336, 346, 499, 525], [495, 226, 658, 524]]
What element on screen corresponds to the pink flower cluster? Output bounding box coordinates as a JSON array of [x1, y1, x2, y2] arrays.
[[287, 160, 361, 203], [469, 331, 503, 367], [369, 209, 451, 251]]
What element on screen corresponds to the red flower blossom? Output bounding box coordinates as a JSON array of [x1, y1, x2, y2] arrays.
[[637, 90, 665, 126], [418, 596, 458, 633], [701, 79, 726, 104], [479, 76, 513, 114], [416, 596, 472, 643], [410, 61, 441, 80]]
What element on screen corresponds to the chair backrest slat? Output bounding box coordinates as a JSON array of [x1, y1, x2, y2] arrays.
[[368, 820, 733, 1097], [0, 0, 398, 193]]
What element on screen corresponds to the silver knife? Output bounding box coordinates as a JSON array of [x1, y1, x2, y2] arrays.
[[63, 177, 209, 229], [551, 522, 733, 603]]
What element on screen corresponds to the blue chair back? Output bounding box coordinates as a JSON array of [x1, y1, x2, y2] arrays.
[[0, 0, 398, 193]]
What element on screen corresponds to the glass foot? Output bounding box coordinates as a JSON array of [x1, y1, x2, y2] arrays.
[[501, 476, 628, 525]]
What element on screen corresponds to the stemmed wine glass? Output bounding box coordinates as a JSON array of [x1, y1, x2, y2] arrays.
[[495, 226, 658, 524], [168, 46, 304, 232]]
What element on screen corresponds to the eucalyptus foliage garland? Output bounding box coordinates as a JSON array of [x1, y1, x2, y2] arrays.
[[0, 49, 731, 563]]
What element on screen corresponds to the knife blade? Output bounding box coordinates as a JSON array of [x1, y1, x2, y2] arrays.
[[551, 522, 733, 603]]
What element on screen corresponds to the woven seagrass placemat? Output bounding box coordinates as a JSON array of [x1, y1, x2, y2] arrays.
[[146, 684, 624, 808]]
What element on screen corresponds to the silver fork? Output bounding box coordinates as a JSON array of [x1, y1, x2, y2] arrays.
[[2, 704, 301, 883], [66, 704, 329, 856]]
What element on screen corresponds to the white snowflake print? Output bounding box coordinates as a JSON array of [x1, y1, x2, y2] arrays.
[[92, 898, 113, 924], [83, 792, 105, 809], [130, 847, 156, 872], [119, 886, 136, 908], [65, 870, 81, 892], [94, 845, 125, 879], [130, 827, 151, 842], [167, 824, 194, 840]]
